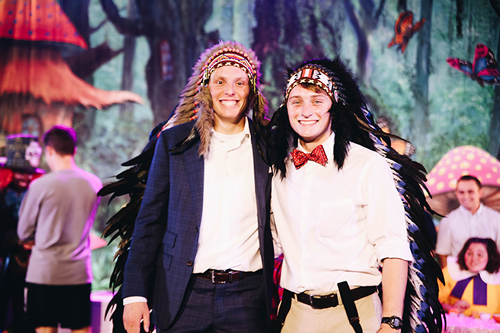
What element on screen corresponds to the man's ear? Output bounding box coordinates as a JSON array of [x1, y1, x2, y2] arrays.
[[479, 188, 483, 198], [45, 145, 54, 156]]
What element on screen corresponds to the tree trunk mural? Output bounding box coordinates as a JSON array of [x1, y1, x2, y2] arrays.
[[343, 0, 369, 82], [489, 27, 500, 159], [148, 1, 215, 124], [252, 0, 345, 112], [488, 2, 500, 158], [411, 0, 433, 162], [342, 0, 386, 84], [99, 0, 215, 125], [120, 0, 137, 116]]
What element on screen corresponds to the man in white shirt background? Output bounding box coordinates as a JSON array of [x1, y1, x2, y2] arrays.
[[436, 175, 500, 268]]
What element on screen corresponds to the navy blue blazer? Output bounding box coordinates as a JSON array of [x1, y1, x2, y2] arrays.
[[122, 119, 274, 329]]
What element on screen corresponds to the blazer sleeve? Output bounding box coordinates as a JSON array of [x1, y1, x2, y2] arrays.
[[122, 131, 171, 299]]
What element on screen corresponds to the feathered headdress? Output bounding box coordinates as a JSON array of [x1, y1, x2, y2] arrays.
[[163, 40, 268, 155], [270, 58, 380, 178], [269, 57, 445, 333]]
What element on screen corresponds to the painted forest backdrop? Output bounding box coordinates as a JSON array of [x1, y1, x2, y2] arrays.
[[1, 0, 499, 290]]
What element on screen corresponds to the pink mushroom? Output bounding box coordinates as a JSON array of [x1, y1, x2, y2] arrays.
[[425, 145, 500, 215]]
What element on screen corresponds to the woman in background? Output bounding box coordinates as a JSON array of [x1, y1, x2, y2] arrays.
[[439, 237, 500, 316]]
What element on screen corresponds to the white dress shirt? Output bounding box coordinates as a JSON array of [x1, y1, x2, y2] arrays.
[[272, 133, 412, 294], [436, 204, 500, 257], [193, 118, 261, 273]]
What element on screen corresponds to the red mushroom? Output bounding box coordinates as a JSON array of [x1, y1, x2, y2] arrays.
[[0, 0, 87, 49], [0, 0, 143, 136]]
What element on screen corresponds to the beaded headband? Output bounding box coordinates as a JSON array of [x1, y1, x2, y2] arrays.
[[285, 65, 345, 104], [199, 48, 258, 92]]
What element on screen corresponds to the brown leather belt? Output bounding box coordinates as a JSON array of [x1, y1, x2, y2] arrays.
[[195, 269, 261, 284], [292, 285, 377, 309]]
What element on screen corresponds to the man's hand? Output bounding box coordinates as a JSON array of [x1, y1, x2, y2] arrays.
[[453, 300, 470, 312], [21, 240, 34, 250], [123, 302, 150, 333]]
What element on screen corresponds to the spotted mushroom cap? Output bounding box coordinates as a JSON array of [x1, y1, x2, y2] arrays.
[[426, 145, 500, 195], [0, 0, 88, 49]]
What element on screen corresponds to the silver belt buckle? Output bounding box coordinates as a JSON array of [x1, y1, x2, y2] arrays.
[[211, 270, 226, 284], [309, 295, 320, 309]]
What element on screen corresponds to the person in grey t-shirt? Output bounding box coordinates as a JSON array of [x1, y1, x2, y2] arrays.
[[18, 125, 102, 333]]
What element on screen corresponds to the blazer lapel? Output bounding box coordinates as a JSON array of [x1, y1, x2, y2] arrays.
[[249, 120, 269, 233], [184, 139, 204, 226]]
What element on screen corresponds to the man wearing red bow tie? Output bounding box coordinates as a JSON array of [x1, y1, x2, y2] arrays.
[[268, 58, 414, 333]]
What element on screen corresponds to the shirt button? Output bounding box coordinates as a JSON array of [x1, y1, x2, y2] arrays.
[[187, 261, 193, 266]]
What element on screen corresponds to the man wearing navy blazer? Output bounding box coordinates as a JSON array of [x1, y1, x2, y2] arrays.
[[122, 41, 274, 333]]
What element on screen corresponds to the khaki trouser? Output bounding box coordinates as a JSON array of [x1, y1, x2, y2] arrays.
[[282, 293, 382, 333]]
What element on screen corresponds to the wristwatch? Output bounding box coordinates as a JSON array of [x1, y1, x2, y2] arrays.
[[381, 316, 403, 329]]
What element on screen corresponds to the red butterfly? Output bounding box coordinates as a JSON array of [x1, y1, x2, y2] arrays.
[[388, 11, 426, 54], [446, 44, 500, 87]]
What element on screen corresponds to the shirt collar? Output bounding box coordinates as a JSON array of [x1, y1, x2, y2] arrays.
[[459, 203, 484, 216], [212, 117, 250, 149], [447, 256, 500, 285], [296, 131, 335, 156]]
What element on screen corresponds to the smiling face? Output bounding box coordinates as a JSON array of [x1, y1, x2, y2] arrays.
[[287, 84, 333, 152], [456, 179, 482, 214], [465, 242, 489, 273], [209, 66, 250, 133]]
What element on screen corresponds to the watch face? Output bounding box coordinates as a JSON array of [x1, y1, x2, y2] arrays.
[[383, 316, 403, 329], [392, 317, 402, 327]]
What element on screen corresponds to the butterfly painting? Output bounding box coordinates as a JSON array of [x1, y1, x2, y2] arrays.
[[388, 11, 425, 54], [446, 44, 500, 87]]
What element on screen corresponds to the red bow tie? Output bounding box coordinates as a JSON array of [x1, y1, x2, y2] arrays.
[[291, 145, 328, 169]]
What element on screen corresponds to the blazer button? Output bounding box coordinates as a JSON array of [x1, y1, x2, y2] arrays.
[[187, 261, 193, 266], [195, 226, 199, 232]]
